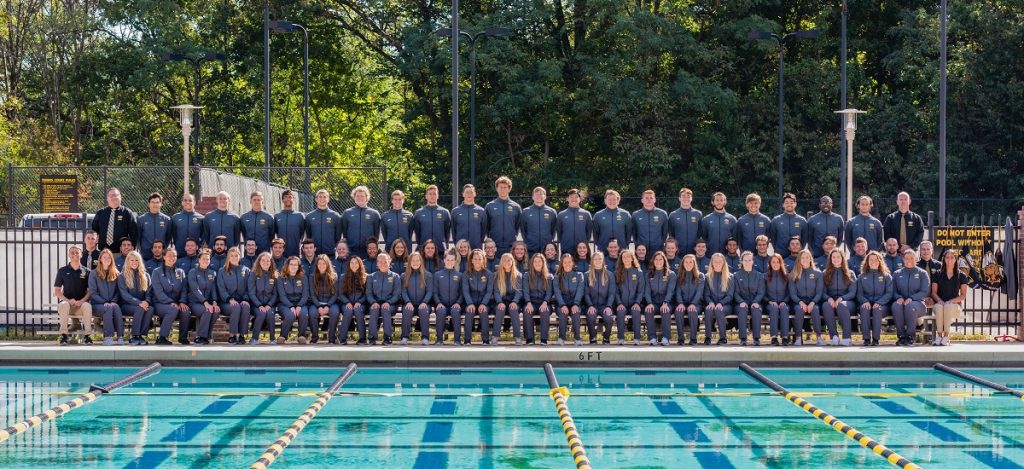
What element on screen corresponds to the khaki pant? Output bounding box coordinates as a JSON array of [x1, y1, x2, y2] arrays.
[[933, 302, 962, 335], [57, 302, 94, 334]]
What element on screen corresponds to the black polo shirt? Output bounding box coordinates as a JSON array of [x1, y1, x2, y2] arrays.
[[54, 264, 90, 301], [932, 270, 968, 302]]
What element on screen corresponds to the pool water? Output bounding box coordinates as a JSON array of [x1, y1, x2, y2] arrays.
[[0, 367, 1022, 468]]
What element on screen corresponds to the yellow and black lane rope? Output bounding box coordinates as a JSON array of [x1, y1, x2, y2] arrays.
[[543, 363, 592, 469], [739, 363, 920, 469], [250, 363, 357, 469], [0, 362, 162, 444], [935, 363, 1024, 400]]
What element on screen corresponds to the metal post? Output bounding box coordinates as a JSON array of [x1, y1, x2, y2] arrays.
[[777, 45, 785, 202], [182, 125, 192, 195], [263, 1, 271, 183], [450, 0, 460, 208], [938, 0, 947, 225], [839, 0, 848, 213], [469, 40, 477, 187], [302, 26, 310, 193], [845, 134, 853, 220], [194, 62, 201, 164], [6, 163, 14, 227]]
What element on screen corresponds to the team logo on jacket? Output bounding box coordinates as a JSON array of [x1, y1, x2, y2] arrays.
[[616, 214, 622, 221], [472, 213, 479, 219], [453, 275, 460, 281], [436, 213, 443, 219], [207, 274, 214, 280], [877, 276, 884, 282], [507, 206, 513, 212], [259, 219, 266, 225], [577, 215, 584, 221], [159, 221, 165, 227], [809, 274, 815, 280], [296, 280, 303, 287], [795, 222, 801, 228], [365, 214, 371, 220], [544, 213, 550, 219], [653, 216, 660, 222], [631, 274, 637, 281], [387, 277, 393, 283], [913, 273, 920, 279], [268, 278, 275, 285], [691, 216, 697, 222]]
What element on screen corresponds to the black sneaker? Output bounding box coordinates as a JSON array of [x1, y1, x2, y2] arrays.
[[677, 340, 684, 346], [871, 339, 879, 346], [155, 336, 172, 345], [178, 338, 190, 345], [383, 337, 392, 346], [369, 339, 377, 345], [83, 336, 93, 345], [59, 334, 69, 345], [753, 339, 760, 346], [590, 339, 598, 345], [781, 337, 790, 346], [740, 339, 747, 346], [356, 338, 367, 345], [771, 337, 780, 346], [227, 336, 237, 345], [602, 339, 611, 345], [236, 335, 246, 345], [689, 339, 697, 345], [310, 336, 319, 344], [863, 340, 871, 346], [703, 337, 712, 345], [717, 338, 728, 345]]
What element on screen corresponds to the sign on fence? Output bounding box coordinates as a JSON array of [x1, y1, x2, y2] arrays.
[[38, 175, 79, 213]]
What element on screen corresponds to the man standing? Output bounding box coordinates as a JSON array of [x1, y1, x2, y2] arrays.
[[699, 192, 737, 255], [883, 192, 925, 251], [632, 190, 669, 253], [485, 176, 523, 256], [341, 186, 381, 259], [305, 189, 343, 256], [736, 193, 771, 253], [594, 189, 632, 255], [808, 196, 845, 258], [380, 190, 414, 251], [521, 186, 557, 255], [92, 187, 138, 252], [451, 184, 487, 249], [54, 245, 93, 345], [769, 192, 808, 255], [274, 189, 306, 257], [668, 188, 702, 256], [241, 191, 275, 254], [413, 185, 452, 250], [845, 196, 884, 252], [556, 189, 592, 254], [137, 192, 171, 261], [171, 194, 204, 254], [203, 191, 242, 248]]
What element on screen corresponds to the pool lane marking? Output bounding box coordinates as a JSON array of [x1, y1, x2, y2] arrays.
[[739, 363, 921, 469], [966, 450, 1024, 469], [934, 363, 1024, 400], [122, 450, 172, 469], [160, 421, 212, 442], [544, 363, 593, 469], [250, 363, 358, 469], [0, 362, 162, 444]]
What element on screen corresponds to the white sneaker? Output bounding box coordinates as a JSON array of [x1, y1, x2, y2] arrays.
[[116, 338, 124, 345], [515, 338, 522, 346], [649, 339, 657, 346], [617, 339, 625, 345], [400, 338, 409, 345], [270, 339, 278, 345], [422, 339, 429, 346], [794, 338, 803, 346], [831, 336, 839, 346], [840, 338, 851, 346], [661, 338, 670, 346], [815, 337, 825, 346], [249, 339, 259, 345], [633, 339, 640, 346], [942, 336, 951, 346], [557, 339, 564, 346], [575, 340, 583, 346], [103, 337, 114, 346]]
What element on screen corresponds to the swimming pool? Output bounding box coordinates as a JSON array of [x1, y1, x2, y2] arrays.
[[0, 366, 1021, 468]]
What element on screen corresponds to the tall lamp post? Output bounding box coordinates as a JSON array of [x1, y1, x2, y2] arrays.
[[160, 52, 226, 164], [270, 20, 311, 192], [839, 0, 849, 215], [172, 105, 202, 195], [747, 29, 820, 203], [938, 0, 948, 225], [436, 27, 510, 186], [835, 108, 865, 220]]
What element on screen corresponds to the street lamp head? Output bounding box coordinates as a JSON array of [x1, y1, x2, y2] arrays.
[[747, 31, 774, 40], [436, 28, 453, 38], [835, 108, 866, 132], [485, 27, 511, 37], [171, 104, 202, 130], [270, 20, 303, 33], [791, 30, 821, 40]]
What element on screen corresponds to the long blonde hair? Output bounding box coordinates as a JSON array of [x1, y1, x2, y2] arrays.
[[588, 251, 610, 287], [121, 250, 148, 291], [789, 249, 818, 281], [495, 253, 522, 297], [707, 252, 730, 292], [404, 251, 428, 290], [223, 247, 242, 274], [97, 249, 119, 282], [253, 252, 278, 278]]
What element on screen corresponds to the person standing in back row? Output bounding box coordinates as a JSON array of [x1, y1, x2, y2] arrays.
[[485, 177, 523, 256], [845, 196, 884, 252], [632, 190, 669, 254], [306, 189, 343, 257], [171, 194, 205, 254], [241, 191, 275, 254], [700, 192, 737, 255], [93, 187, 139, 252], [138, 192, 171, 261], [452, 184, 487, 249], [381, 190, 414, 251], [556, 189, 592, 255], [594, 190, 632, 256], [808, 196, 845, 258], [883, 192, 925, 251], [769, 193, 808, 255], [669, 188, 702, 256], [342, 186, 381, 259], [413, 185, 452, 251], [521, 187, 557, 256], [203, 191, 242, 249], [274, 190, 306, 257], [736, 193, 771, 253]]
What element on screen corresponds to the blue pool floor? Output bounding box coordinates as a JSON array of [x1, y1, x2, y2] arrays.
[[0, 367, 1022, 468]]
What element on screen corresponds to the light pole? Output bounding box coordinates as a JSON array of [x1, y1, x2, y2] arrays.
[[839, 0, 849, 215], [449, 0, 460, 208], [160, 52, 226, 164], [747, 29, 820, 203], [270, 20, 311, 193], [437, 27, 510, 187], [172, 105, 202, 195], [938, 0, 948, 225], [263, 1, 270, 182], [835, 108, 865, 220]]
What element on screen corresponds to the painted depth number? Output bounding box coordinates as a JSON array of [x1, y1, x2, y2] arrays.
[[578, 352, 603, 361]]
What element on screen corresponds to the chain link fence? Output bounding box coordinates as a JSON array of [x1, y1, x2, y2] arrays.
[[2, 165, 388, 226]]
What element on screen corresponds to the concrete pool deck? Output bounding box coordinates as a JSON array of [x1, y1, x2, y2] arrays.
[[0, 341, 1021, 367]]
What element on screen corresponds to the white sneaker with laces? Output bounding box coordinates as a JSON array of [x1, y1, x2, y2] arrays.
[[794, 338, 803, 346], [617, 339, 625, 345], [840, 338, 851, 346], [515, 338, 522, 346], [831, 336, 839, 346], [661, 338, 670, 346], [649, 339, 657, 346], [422, 339, 429, 346], [400, 338, 408, 345], [557, 339, 564, 346], [815, 337, 825, 346], [575, 340, 583, 346]]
